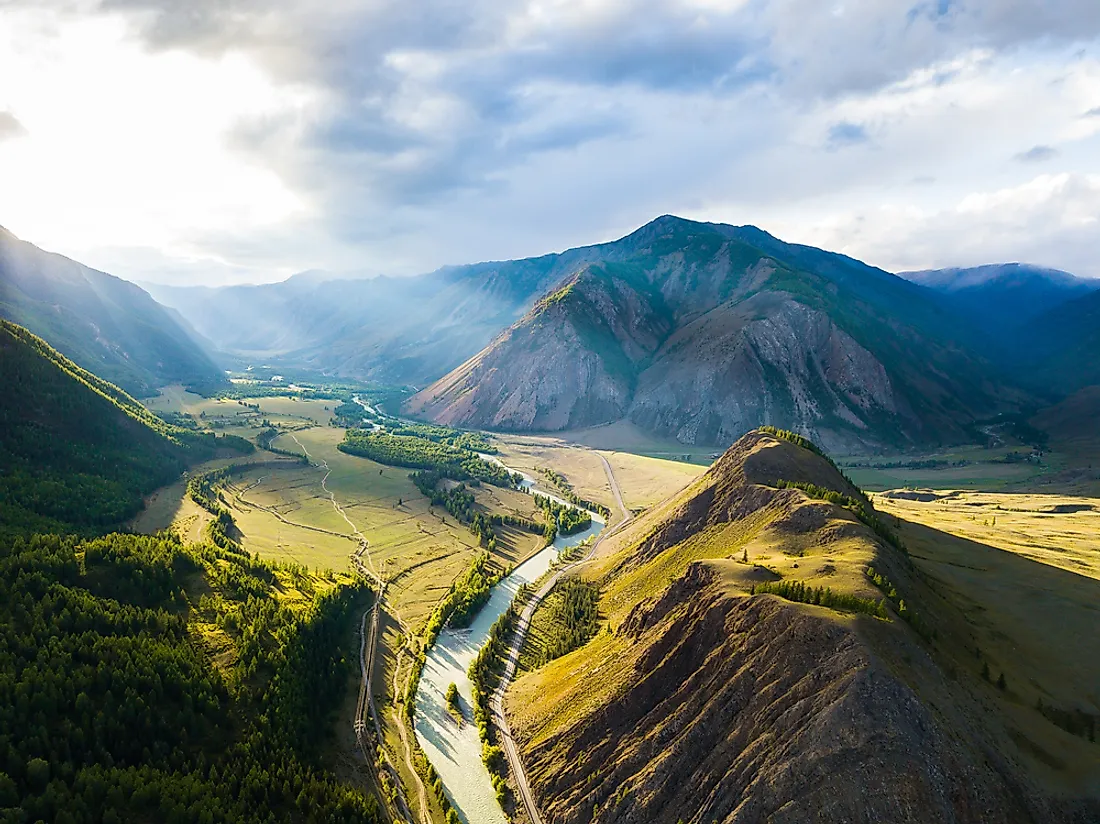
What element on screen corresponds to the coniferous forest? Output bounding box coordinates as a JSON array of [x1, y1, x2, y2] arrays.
[[0, 320, 381, 822]]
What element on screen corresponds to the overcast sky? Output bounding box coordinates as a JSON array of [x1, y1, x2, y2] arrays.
[[1, 0, 1098, 285]]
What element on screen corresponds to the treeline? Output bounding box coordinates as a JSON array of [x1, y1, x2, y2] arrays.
[[776, 479, 906, 552], [0, 531, 381, 824], [256, 427, 310, 461], [538, 468, 612, 519], [534, 493, 592, 537], [338, 431, 514, 486], [332, 400, 372, 428], [535, 578, 601, 667], [387, 422, 496, 454], [411, 470, 549, 554], [0, 320, 252, 540], [468, 602, 520, 808], [865, 565, 933, 641], [754, 579, 888, 617], [423, 553, 502, 639], [1035, 699, 1098, 744]]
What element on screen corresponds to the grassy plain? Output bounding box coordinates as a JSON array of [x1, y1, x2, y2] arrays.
[[493, 432, 704, 514]]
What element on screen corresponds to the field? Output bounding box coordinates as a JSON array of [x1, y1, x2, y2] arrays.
[[874, 490, 1100, 581], [493, 432, 704, 514], [889, 508, 1100, 789], [145, 384, 337, 438]]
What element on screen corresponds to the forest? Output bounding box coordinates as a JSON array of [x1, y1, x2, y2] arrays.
[[338, 430, 514, 485], [0, 530, 383, 824], [0, 321, 252, 540]]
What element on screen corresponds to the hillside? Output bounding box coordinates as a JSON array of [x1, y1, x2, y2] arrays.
[[408, 216, 1016, 450], [505, 429, 1100, 823], [1022, 288, 1100, 395], [901, 264, 1097, 336], [0, 320, 246, 538], [0, 530, 381, 823], [0, 226, 226, 396]]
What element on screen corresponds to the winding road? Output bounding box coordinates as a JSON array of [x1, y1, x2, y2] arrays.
[[489, 452, 631, 824]]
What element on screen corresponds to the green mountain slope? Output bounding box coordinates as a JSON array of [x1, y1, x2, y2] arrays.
[[1022, 288, 1100, 395], [0, 320, 247, 538], [409, 217, 1018, 450], [0, 226, 226, 396]]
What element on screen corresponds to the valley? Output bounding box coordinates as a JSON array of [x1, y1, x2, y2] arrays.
[[3, 214, 1100, 824]]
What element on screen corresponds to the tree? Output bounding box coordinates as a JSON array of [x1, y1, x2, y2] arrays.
[[997, 672, 1007, 691], [26, 758, 49, 792], [981, 662, 991, 682]]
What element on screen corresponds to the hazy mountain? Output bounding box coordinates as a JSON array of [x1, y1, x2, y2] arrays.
[[506, 429, 1099, 823], [900, 264, 1098, 336], [408, 216, 1018, 450], [0, 227, 226, 397]]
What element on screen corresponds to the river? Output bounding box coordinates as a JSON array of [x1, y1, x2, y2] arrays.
[[413, 456, 605, 824]]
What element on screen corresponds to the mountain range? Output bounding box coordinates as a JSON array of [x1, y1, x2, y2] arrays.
[[0, 226, 226, 397], [13, 216, 1098, 451]]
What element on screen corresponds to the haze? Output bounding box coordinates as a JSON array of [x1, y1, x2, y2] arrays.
[[1, 0, 1098, 285]]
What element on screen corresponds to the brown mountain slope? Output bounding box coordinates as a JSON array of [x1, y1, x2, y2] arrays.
[[407, 217, 1014, 451], [405, 263, 672, 431], [505, 430, 1100, 824]]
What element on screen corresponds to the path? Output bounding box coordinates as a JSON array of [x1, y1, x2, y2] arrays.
[[287, 433, 423, 823], [489, 452, 631, 824]]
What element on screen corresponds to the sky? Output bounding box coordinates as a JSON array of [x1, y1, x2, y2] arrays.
[[0, 0, 1098, 286]]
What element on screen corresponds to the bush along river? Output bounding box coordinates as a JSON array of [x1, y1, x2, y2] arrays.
[[413, 461, 604, 823]]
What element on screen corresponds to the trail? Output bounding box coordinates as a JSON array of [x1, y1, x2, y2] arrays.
[[489, 452, 630, 824], [289, 432, 422, 823]]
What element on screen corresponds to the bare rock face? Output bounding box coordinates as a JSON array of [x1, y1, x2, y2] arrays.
[[629, 296, 909, 449], [405, 264, 671, 431]]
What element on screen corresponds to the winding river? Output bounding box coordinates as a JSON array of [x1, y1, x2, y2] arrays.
[[413, 460, 605, 824]]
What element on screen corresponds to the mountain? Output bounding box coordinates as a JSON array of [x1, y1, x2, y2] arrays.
[[0, 320, 245, 538], [408, 216, 1018, 450], [900, 264, 1099, 338], [505, 428, 1100, 823], [0, 226, 226, 396], [1021, 288, 1100, 395]]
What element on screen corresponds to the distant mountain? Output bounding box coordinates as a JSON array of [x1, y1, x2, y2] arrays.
[[0, 320, 244, 538], [0, 227, 226, 397], [900, 264, 1098, 337], [408, 216, 1019, 450]]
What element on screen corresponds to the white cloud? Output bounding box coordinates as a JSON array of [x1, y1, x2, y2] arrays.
[[0, 1, 1098, 284]]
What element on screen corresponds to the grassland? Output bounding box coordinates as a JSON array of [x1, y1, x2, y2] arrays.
[[493, 432, 704, 514], [874, 490, 1100, 581]]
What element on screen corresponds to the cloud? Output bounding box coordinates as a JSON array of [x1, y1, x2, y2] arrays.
[[1014, 145, 1059, 163], [792, 173, 1100, 278], [0, 111, 26, 141], [1085, 106, 1100, 117], [1, 1, 1099, 285]]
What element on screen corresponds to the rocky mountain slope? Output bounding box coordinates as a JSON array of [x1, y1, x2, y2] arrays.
[[408, 217, 1016, 450], [505, 429, 1100, 823], [0, 226, 226, 396]]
